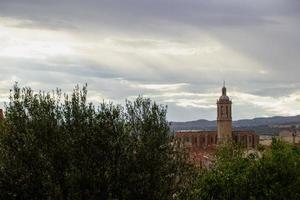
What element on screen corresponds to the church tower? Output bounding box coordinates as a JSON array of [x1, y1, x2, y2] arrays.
[[217, 83, 232, 143]]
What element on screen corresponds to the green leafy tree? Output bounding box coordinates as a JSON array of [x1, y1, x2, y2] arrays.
[[246, 139, 300, 200], [0, 84, 195, 200], [194, 139, 300, 200]]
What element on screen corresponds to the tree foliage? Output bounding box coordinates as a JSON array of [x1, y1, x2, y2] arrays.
[[193, 139, 300, 200], [0, 84, 194, 200]]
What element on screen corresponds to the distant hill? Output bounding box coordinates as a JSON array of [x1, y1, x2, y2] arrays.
[[170, 115, 300, 135]]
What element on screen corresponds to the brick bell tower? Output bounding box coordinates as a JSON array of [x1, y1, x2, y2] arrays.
[[217, 82, 232, 143]]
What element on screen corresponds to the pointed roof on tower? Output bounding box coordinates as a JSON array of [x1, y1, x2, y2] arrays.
[[222, 81, 227, 96], [219, 81, 230, 101]]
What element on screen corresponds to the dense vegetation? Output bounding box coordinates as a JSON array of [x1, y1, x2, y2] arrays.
[[0, 85, 194, 200], [193, 140, 300, 200], [0, 84, 299, 200]]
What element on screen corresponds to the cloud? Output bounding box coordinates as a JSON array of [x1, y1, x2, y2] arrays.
[[124, 81, 189, 92], [0, 0, 299, 121]]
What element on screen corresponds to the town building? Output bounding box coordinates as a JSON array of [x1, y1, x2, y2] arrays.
[[279, 128, 300, 144], [175, 85, 259, 165]]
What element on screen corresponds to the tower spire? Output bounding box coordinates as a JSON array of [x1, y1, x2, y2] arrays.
[[222, 81, 227, 96]]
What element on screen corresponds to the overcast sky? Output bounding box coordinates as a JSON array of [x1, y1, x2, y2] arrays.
[[0, 0, 299, 121]]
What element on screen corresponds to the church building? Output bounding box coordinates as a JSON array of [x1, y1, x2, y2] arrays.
[[175, 85, 259, 151]]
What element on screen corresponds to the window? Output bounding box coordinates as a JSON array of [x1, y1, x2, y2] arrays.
[[193, 137, 197, 145], [221, 106, 224, 116], [226, 106, 228, 117]]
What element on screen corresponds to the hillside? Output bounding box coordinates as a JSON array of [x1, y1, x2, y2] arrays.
[[170, 115, 300, 135]]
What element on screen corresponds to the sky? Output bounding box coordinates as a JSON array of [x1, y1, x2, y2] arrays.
[[0, 0, 299, 121]]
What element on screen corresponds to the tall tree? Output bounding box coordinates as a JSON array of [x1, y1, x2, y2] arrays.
[[0, 84, 195, 200]]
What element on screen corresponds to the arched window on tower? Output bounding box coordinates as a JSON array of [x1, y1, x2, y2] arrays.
[[226, 106, 229, 118], [220, 106, 223, 117]]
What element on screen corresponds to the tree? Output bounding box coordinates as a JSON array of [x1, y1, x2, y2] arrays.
[[0, 84, 195, 200], [193, 139, 300, 200]]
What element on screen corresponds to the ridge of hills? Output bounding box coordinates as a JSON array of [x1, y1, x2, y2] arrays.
[[170, 115, 300, 135]]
